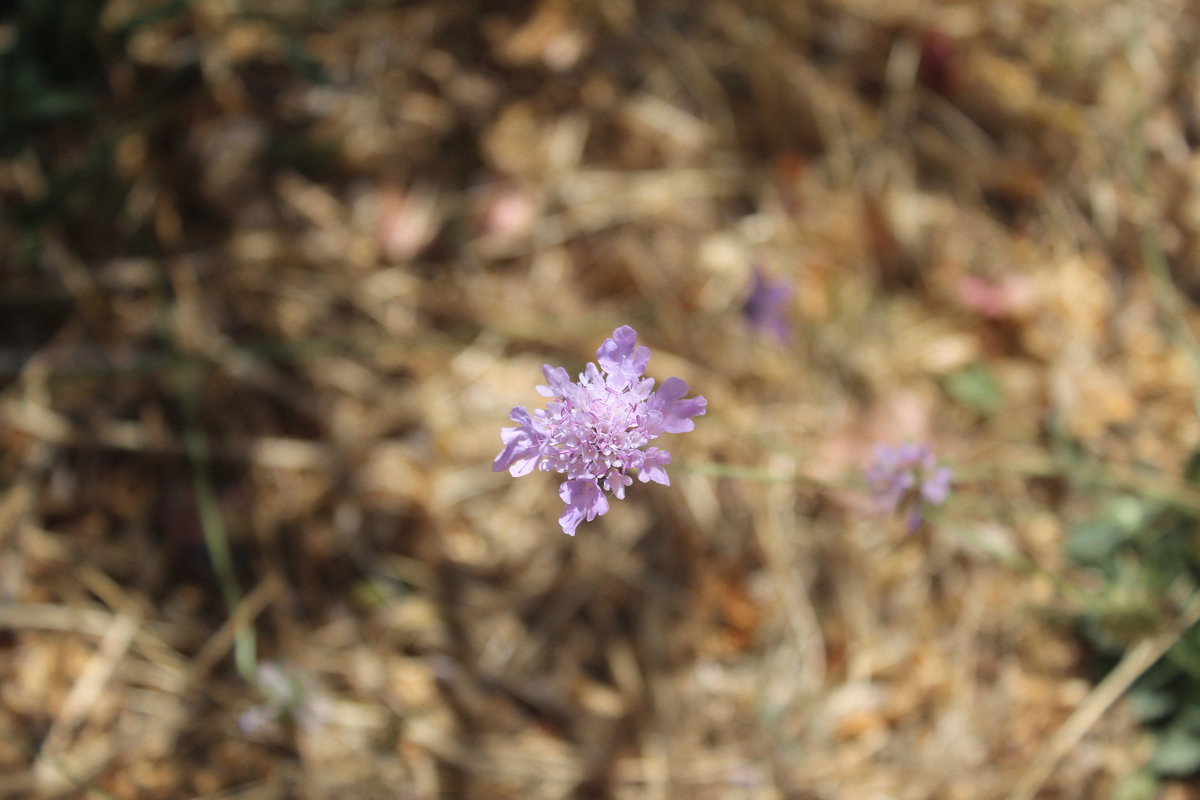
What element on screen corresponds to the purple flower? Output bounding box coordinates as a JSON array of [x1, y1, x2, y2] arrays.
[[866, 443, 952, 531], [238, 662, 331, 737], [741, 266, 792, 343], [493, 326, 707, 535]]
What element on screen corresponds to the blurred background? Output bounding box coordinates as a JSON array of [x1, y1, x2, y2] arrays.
[[5, 0, 1200, 797]]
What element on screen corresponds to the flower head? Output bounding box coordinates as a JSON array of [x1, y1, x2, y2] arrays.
[[741, 266, 792, 343], [866, 442, 952, 531], [493, 326, 707, 535]]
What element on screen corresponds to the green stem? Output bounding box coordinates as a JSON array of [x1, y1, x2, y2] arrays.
[[679, 461, 846, 490], [175, 366, 257, 681]]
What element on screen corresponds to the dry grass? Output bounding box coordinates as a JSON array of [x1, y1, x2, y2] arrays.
[[3, 0, 1200, 797]]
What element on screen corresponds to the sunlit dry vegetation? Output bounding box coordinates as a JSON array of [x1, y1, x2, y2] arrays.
[[4, 0, 1200, 797]]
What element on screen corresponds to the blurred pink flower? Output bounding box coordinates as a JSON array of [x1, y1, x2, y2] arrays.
[[957, 274, 1036, 318], [475, 182, 537, 242], [377, 184, 440, 262]]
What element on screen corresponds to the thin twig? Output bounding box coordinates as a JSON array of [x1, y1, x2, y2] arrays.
[[1008, 590, 1200, 800]]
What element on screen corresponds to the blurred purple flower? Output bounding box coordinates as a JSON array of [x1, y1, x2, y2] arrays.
[[493, 325, 707, 535], [866, 443, 952, 531], [238, 662, 331, 737], [741, 267, 792, 343]]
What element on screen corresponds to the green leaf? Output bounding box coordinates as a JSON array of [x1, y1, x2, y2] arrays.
[[1150, 727, 1200, 776], [943, 364, 1002, 417], [1104, 496, 1147, 532], [350, 578, 396, 611], [1065, 496, 1146, 566], [21, 89, 96, 121], [1183, 447, 1200, 484], [1172, 701, 1200, 734], [1113, 770, 1159, 800], [1066, 520, 1130, 566], [1128, 687, 1178, 723], [1167, 635, 1200, 684]]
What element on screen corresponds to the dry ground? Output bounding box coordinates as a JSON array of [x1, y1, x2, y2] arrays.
[[4, 0, 1200, 797]]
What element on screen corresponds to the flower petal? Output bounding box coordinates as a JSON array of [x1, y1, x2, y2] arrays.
[[647, 377, 707, 433], [558, 478, 609, 535], [596, 325, 651, 385], [742, 267, 793, 343], [905, 505, 924, 532], [637, 447, 671, 485], [603, 470, 633, 499], [921, 467, 952, 505], [537, 365, 572, 398], [492, 407, 542, 476]]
